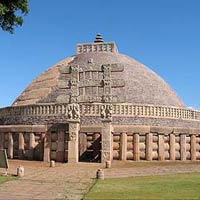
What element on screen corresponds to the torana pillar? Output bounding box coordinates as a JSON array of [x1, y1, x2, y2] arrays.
[[67, 103, 80, 163], [101, 104, 113, 163], [66, 64, 80, 163]]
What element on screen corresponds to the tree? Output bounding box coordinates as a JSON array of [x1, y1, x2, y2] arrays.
[[0, 0, 29, 34]]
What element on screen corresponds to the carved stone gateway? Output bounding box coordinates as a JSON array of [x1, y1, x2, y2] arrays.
[[58, 60, 125, 104]]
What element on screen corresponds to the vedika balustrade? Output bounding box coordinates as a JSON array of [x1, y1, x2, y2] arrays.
[[0, 103, 200, 121]]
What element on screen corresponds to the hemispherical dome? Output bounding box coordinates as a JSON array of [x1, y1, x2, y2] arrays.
[[13, 38, 185, 108]]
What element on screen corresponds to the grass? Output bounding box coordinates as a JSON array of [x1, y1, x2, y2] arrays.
[[84, 173, 200, 200], [0, 175, 16, 184]]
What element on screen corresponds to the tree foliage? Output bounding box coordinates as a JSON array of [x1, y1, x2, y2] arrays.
[[0, 0, 29, 33]]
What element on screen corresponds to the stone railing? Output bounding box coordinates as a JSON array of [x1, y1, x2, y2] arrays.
[[81, 104, 200, 120], [0, 104, 68, 118], [77, 42, 118, 54], [0, 103, 200, 121], [112, 104, 200, 120]]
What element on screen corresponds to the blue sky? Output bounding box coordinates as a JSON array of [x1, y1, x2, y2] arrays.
[[0, 0, 200, 109]]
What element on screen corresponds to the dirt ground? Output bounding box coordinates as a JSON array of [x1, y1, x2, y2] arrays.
[[0, 160, 200, 200]]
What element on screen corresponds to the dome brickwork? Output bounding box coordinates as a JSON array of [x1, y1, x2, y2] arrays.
[[13, 42, 184, 108]]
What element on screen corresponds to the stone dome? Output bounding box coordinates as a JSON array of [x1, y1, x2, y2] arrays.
[[1, 35, 200, 165], [13, 36, 185, 108]]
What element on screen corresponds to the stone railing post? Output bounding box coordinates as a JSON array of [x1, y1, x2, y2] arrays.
[[8, 132, 13, 159], [29, 132, 35, 160], [18, 132, 24, 159], [120, 132, 127, 161], [191, 134, 196, 161], [170, 133, 175, 161], [43, 132, 50, 162], [134, 133, 140, 161], [158, 134, 165, 161], [146, 132, 152, 161], [180, 134, 186, 161]]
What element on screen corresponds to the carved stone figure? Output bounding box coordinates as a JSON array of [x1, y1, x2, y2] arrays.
[[102, 64, 111, 74], [101, 104, 113, 119], [102, 140, 110, 150], [102, 151, 110, 162], [69, 131, 76, 141], [70, 65, 79, 72], [70, 79, 78, 86], [102, 95, 112, 103], [67, 103, 80, 120], [101, 106, 106, 119], [88, 58, 93, 63], [103, 79, 111, 86]]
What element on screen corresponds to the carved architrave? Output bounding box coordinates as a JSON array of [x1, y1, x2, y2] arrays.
[[78, 63, 124, 72], [78, 95, 102, 102], [79, 79, 100, 87], [78, 79, 124, 88]]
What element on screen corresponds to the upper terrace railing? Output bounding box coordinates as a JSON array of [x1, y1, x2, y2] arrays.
[[0, 103, 200, 121]]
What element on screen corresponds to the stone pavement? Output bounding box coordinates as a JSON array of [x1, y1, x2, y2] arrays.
[[1, 160, 200, 200], [0, 160, 102, 200]]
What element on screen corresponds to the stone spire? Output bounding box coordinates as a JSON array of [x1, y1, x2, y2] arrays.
[[94, 34, 104, 43]]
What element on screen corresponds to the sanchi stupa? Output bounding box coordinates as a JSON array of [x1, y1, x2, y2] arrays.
[[0, 34, 200, 163]]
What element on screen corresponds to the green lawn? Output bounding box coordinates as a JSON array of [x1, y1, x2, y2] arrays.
[[0, 175, 16, 184], [85, 173, 200, 200]]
